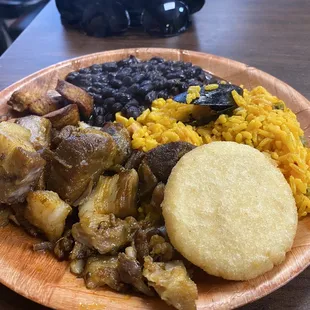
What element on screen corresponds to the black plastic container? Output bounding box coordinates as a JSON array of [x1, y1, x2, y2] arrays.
[[55, 0, 205, 37]]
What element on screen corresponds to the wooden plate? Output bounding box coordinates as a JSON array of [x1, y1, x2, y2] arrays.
[[0, 48, 310, 310]]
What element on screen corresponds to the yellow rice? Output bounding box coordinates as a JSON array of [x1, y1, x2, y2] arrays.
[[116, 86, 310, 217]]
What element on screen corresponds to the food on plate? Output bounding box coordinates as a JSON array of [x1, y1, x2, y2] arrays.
[[101, 122, 132, 166], [44, 104, 80, 129], [0, 55, 309, 310], [47, 127, 117, 205], [162, 142, 298, 280], [0, 122, 45, 204], [78, 169, 138, 219], [25, 191, 72, 242], [16, 116, 52, 150], [65, 56, 222, 125], [56, 80, 94, 119], [8, 89, 62, 115], [117, 85, 310, 217], [143, 256, 198, 310]]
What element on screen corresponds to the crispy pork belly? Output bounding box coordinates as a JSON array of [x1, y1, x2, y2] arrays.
[[16, 116, 52, 150], [143, 256, 198, 310], [47, 129, 116, 205], [0, 122, 45, 204], [25, 190, 72, 242]]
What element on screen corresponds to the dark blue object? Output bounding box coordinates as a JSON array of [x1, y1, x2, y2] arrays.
[[55, 0, 205, 37]]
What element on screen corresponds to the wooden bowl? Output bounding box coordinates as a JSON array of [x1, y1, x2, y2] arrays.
[[0, 48, 310, 310]]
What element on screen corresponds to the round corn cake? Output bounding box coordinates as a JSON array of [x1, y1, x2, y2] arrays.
[[162, 142, 298, 280]]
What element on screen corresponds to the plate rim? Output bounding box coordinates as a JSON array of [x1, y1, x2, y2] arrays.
[[0, 47, 310, 310]]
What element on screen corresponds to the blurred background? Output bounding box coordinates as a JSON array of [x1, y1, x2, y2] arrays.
[[0, 0, 49, 56]]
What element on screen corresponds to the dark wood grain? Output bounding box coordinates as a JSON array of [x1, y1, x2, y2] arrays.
[[0, 0, 309, 309]]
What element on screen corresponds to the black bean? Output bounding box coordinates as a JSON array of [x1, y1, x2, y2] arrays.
[[111, 102, 123, 113], [171, 87, 179, 96], [126, 83, 139, 95], [158, 90, 168, 99], [133, 73, 146, 84], [102, 62, 118, 72], [95, 115, 105, 127], [92, 93, 103, 102], [120, 67, 133, 76], [110, 79, 123, 88], [166, 72, 185, 79], [122, 105, 140, 119], [119, 86, 128, 93], [138, 83, 154, 97], [104, 97, 116, 107], [115, 93, 132, 104], [91, 64, 102, 74], [101, 88, 114, 98], [123, 76, 133, 87], [93, 82, 104, 88], [198, 73, 207, 82], [79, 68, 91, 74], [145, 91, 158, 104], [105, 113, 113, 122], [127, 98, 139, 106], [87, 86, 98, 93], [150, 57, 165, 64]]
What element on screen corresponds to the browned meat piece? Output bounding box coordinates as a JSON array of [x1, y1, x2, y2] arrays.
[[143, 256, 198, 310], [51, 125, 77, 149], [0, 205, 11, 227], [145, 142, 196, 183], [84, 255, 126, 291], [149, 235, 174, 262], [16, 116, 52, 150], [138, 160, 158, 198], [28, 91, 62, 116], [56, 80, 94, 119], [79, 169, 138, 219], [25, 191, 72, 242], [72, 214, 138, 255], [117, 253, 154, 296], [70, 259, 86, 276], [101, 122, 132, 166], [10, 203, 39, 237], [7, 90, 62, 115], [0, 122, 45, 204], [142, 183, 165, 226], [125, 150, 145, 170], [47, 129, 116, 205], [70, 241, 94, 260], [44, 104, 80, 129], [134, 229, 149, 264], [54, 231, 74, 260], [7, 90, 33, 112]]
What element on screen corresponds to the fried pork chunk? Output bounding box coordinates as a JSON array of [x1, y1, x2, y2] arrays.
[[0, 122, 45, 204], [25, 191, 72, 242], [47, 128, 116, 205], [117, 252, 154, 296], [78, 169, 138, 219], [72, 214, 138, 255], [7, 89, 61, 115], [56, 80, 94, 119], [84, 255, 125, 291], [143, 256, 198, 310], [16, 116, 52, 150], [101, 122, 132, 166]]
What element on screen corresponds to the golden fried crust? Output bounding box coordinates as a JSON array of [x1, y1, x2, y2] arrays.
[[56, 80, 94, 118], [44, 104, 80, 129], [162, 142, 298, 281]]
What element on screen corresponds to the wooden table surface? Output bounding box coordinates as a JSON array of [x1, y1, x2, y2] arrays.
[[0, 0, 310, 309]]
